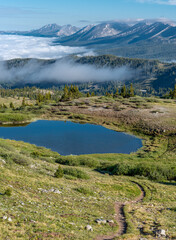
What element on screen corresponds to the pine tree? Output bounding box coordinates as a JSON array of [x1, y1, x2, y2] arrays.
[[121, 85, 126, 98], [172, 84, 176, 99], [54, 166, 64, 178], [130, 83, 134, 97], [126, 88, 130, 98], [22, 97, 26, 107], [87, 92, 90, 97], [3, 103, 7, 109], [114, 88, 119, 98], [10, 102, 15, 109], [61, 85, 69, 101], [36, 99, 40, 106]]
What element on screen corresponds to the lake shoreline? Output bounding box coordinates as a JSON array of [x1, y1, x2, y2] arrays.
[[0, 119, 143, 155]]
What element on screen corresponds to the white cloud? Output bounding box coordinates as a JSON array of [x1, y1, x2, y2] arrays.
[[0, 59, 134, 85], [137, 0, 176, 5], [0, 34, 88, 60]]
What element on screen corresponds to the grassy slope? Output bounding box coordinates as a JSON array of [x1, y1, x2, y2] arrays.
[[0, 95, 175, 239], [0, 139, 175, 240]]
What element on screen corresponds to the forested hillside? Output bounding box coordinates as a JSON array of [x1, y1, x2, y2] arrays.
[[1, 55, 176, 96]]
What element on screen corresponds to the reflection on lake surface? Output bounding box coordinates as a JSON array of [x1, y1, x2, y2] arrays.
[[0, 120, 142, 155]]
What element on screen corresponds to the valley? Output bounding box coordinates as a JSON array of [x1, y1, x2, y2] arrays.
[[1, 1, 176, 240]]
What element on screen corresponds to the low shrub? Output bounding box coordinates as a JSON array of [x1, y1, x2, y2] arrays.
[[4, 188, 12, 196], [12, 153, 30, 166], [75, 187, 94, 195], [0, 113, 32, 122], [56, 157, 80, 166], [103, 162, 176, 181], [63, 168, 90, 179], [31, 151, 40, 158], [79, 158, 100, 168], [54, 165, 64, 178], [0, 148, 11, 162], [56, 156, 100, 168]]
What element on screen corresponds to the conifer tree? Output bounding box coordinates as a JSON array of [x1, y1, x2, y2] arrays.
[[54, 165, 64, 178], [114, 88, 119, 98], [130, 83, 134, 97], [126, 88, 130, 98], [10, 102, 15, 109], [172, 84, 176, 99], [3, 103, 7, 109], [121, 84, 126, 98], [62, 85, 69, 100], [22, 97, 26, 107]]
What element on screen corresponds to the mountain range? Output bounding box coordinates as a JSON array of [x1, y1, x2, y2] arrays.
[[57, 21, 176, 60], [1, 20, 176, 42], [58, 21, 176, 45], [1, 20, 176, 60], [0, 24, 80, 38]]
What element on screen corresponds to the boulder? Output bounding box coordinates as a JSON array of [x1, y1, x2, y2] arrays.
[[95, 219, 107, 224], [0, 159, 6, 164], [85, 225, 93, 231], [159, 229, 166, 237], [8, 217, 12, 222], [156, 229, 166, 237], [107, 220, 114, 224]]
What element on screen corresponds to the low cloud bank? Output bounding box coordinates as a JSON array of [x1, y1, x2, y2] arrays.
[[0, 34, 134, 85], [0, 34, 88, 60], [0, 60, 134, 85]]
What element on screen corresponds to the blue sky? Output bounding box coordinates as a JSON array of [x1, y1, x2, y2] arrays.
[[0, 0, 176, 30]]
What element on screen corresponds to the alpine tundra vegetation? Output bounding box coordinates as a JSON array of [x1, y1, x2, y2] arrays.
[[0, 85, 175, 239]]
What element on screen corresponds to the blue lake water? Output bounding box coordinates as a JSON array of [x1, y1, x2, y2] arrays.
[[0, 120, 142, 155]]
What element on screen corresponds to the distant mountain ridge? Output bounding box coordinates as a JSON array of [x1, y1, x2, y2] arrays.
[[58, 21, 176, 45], [1, 20, 176, 42], [56, 20, 176, 61], [65, 22, 129, 42], [0, 24, 80, 38], [1, 20, 176, 60]]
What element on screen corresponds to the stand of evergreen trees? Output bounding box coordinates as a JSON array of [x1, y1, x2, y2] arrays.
[[60, 85, 81, 101], [105, 83, 135, 98], [0, 87, 62, 103], [169, 84, 176, 99]]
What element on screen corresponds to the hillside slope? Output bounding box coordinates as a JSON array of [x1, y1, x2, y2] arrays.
[[1, 55, 176, 94], [0, 95, 176, 239]]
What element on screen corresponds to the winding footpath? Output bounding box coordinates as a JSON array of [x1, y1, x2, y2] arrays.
[[95, 181, 145, 240]]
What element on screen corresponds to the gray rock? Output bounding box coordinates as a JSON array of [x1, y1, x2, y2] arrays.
[[50, 188, 55, 192], [0, 159, 6, 164], [53, 189, 62, 194], [107, 220, 114, 224], [101, 220, 107, 224], [95, 219, 107, 224], [159, 229, 166, 236], [30, 220, 36, 223], [85, 225, 93, 231], [156, 229, 166, 237], [8, 217, 12, 222], [38, 188, 61, 194], [95, 219, 102, 224]]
